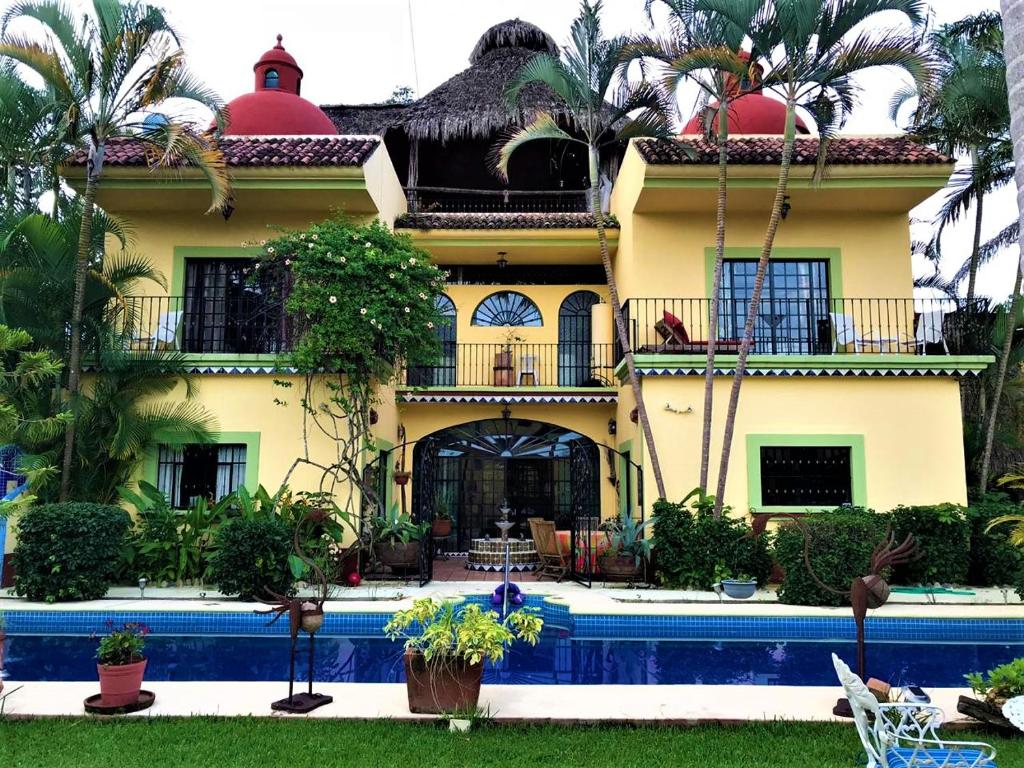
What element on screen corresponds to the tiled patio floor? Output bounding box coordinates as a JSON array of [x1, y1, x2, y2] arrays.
[[431, 555, 541, 583]]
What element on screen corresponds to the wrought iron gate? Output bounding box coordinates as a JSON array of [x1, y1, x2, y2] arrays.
[[411, 436, 438, 586], [569, 441, 598, 587]]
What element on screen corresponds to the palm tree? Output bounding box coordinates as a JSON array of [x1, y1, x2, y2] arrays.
[[495, 0, 674, 499], [691, 0, 933, 516], [633, 1, 750, 504], [892, 12, 1010, 303], [0, 0, 231, 499]]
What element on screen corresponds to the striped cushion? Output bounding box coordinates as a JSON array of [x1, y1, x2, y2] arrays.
[[885, 746, 995, 767]]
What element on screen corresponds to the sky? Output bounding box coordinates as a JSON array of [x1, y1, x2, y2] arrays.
[[2, 0, 1014, 300]]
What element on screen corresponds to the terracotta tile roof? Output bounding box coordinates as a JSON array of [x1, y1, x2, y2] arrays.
[[395, 212, 619, 230], [68, 135, 380, 168], [634, 136, 950, 166]]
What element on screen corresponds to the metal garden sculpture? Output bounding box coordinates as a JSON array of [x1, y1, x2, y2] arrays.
[[750, 513, 919, 715], [259, 510, 333, 714]]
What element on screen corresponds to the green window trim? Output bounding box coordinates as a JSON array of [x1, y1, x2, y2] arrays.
[[142, 431, 261, 494], [374, 438, 396, 514], [704, 246, 843, 300], [616, 439, 633, 517], [745, 433, 866, 514]]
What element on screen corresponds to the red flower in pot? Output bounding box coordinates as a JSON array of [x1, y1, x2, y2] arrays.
[[95, 622, 149, 707]]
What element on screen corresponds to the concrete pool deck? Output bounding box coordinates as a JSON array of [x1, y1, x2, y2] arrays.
[[0, 679, 975, 725]]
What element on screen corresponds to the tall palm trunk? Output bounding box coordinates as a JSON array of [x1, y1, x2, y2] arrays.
[[989, 0, 1024, 491], [700, 99, 729, 504], [966, 145, 985, 303], [59, 143, 102, 500], [979, 265, 1022, 490], [713, 104, 798, 516], [589, 148, 666, 500]]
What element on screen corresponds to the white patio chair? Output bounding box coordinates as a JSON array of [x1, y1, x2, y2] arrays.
[[832, 654, 998, 768], [915, 309, 949, 355], [518, 354, 539, 386], [831, 312, 868, 353], [148, 309, 183, 350]]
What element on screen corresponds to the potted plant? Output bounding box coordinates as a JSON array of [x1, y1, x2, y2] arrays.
[[393, 463, 411, 487], [598, 509, 656, 581], [493, 329, 523, 387], [95, 622, 149, 707], [431, 499, 452, 538], [959, 657, 1024, 730], [384, 598, 543, 714], [713, 563, 758, 600], [370, 504, 429, 572]]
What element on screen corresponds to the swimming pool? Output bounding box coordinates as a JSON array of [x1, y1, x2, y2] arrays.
[[3, 599, 1022, 688]]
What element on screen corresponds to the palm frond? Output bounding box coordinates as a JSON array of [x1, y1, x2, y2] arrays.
[[493, 113, 582, 181]]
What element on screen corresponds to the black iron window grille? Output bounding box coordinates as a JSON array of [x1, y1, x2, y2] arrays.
[[760, 445, 853, 507], [157, 444, 247, 509]]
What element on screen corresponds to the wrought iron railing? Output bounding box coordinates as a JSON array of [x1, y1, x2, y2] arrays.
[[406, 186, 589, 214], [404, 342, 616, 388], [620, 297, 991, 358], [113, 295, 290, 355]]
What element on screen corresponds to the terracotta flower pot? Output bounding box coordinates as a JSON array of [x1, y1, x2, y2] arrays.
[[393, 471, 411, 487], [598, 554, 644, 581], [97, 658, 147, 707], [431, 519, 452, 538], [375, 541, 420, 572], [403, 649, 483, 714]]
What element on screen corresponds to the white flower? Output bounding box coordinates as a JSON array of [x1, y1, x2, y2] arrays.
[[253, 263, 261, 271], [400, 263, 407, 270], [299, 233, 306, 240], [284, 259, 291, 266], [364, 242, 372, 248], [360, 308, 367, 315], [311, 233, 318, 241], [329, 296, 338, 304], [404, 307, 410, 313], [418, 292, 427, 300], [370, 318, 378, 327], [308, 243, 315, 249], [389, 273, 396, 279], [427, 322, 434, 329], [267, 247, 275, 254], [409, 257, 417, 265], [339, 256, 347, 263], [260, 239, 267, 246]]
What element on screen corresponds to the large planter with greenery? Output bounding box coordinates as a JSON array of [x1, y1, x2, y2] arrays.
[[597, 509, 655, 582], [385, 598, 542, 714], [96, 623, 148, 707], [371, 505, 428, 574], [959, 657, 1024, 731]]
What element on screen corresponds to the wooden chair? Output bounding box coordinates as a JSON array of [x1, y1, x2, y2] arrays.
[[528, 517, 569, 582]]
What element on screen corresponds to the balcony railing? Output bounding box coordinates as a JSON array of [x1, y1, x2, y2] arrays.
[[406, 186, 589, 214], [621, 297, 991, 357], [115, 295, 289, 355], [405, 343, 616, 388]]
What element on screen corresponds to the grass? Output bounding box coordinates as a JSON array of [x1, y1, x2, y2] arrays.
[[0, 718, 1021, 768]]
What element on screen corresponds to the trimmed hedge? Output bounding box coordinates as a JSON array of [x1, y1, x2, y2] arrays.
[[209, 518, 294, 600], [965, 493, 1024, 588], [653, 499, 772, 589], [774, 508, 889, 607], [13, 503, 130, 603], [890, 504, 970, 585]]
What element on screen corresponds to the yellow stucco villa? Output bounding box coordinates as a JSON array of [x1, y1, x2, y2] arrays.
[[62, 22, 992, 584]]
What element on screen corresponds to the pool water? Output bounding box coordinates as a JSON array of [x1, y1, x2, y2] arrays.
[[4, 630, 1021, 687]]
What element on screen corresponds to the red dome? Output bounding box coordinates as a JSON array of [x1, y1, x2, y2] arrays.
[[218, 35, 338, 136], [682, 92, 809, 136]]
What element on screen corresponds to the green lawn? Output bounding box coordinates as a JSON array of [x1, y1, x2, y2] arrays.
[[0, 718, 1020, 768]]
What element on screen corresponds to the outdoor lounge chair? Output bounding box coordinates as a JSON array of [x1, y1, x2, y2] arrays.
[[832, 653, 998, 768], [529, 517, 569, 582], [135, 309, 183, 351], [915, 309, 950, 355], [639, 310, 741, 354], [831, 312, 869, 353]]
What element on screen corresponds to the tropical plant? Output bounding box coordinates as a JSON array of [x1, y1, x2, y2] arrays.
[[384, 598, 543, 666], [892, 12, 1010, 303], [371, 503, 428, 545], [634, 1, 751, 502], [208, 516, 294, 600], [966, 656, 1024, 708], [95, 622, 148, 666], [599, 506, 656, 564], [0, 0, 231, 499], [689, 0, 933, 516], [495, 0, 674, 500]]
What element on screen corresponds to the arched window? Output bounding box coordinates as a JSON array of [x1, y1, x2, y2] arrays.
[[263, 68, 280, 89], [471, 291, 542, 327], [558, 291, 601, 386], [408, 294, 457, 387]]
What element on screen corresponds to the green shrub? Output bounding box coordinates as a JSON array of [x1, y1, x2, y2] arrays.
[[209, 518, 294, 600], [653, 496, 772, 589], [13, 503, 130, 602], [774, 508, 888, 607], [965, 493, 1024, 587], [889, 504, 970, 585]]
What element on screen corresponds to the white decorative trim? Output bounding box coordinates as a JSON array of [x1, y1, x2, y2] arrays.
[[636, 366, 983, 378], [398, 392, 617, 404]]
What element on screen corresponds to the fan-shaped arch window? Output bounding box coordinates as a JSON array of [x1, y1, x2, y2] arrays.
[[263, 68, 280, 89], [471, 291, 542, 327]]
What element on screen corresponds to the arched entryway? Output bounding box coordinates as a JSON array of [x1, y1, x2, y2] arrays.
[[412, 417, 600, 553], [558, 290, 601, 386]]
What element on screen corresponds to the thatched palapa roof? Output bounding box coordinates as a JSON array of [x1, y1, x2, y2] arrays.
[[322, 19, 596, 143]]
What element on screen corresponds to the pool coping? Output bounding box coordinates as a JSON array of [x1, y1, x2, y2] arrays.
[[0, 680, 982, 727]]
